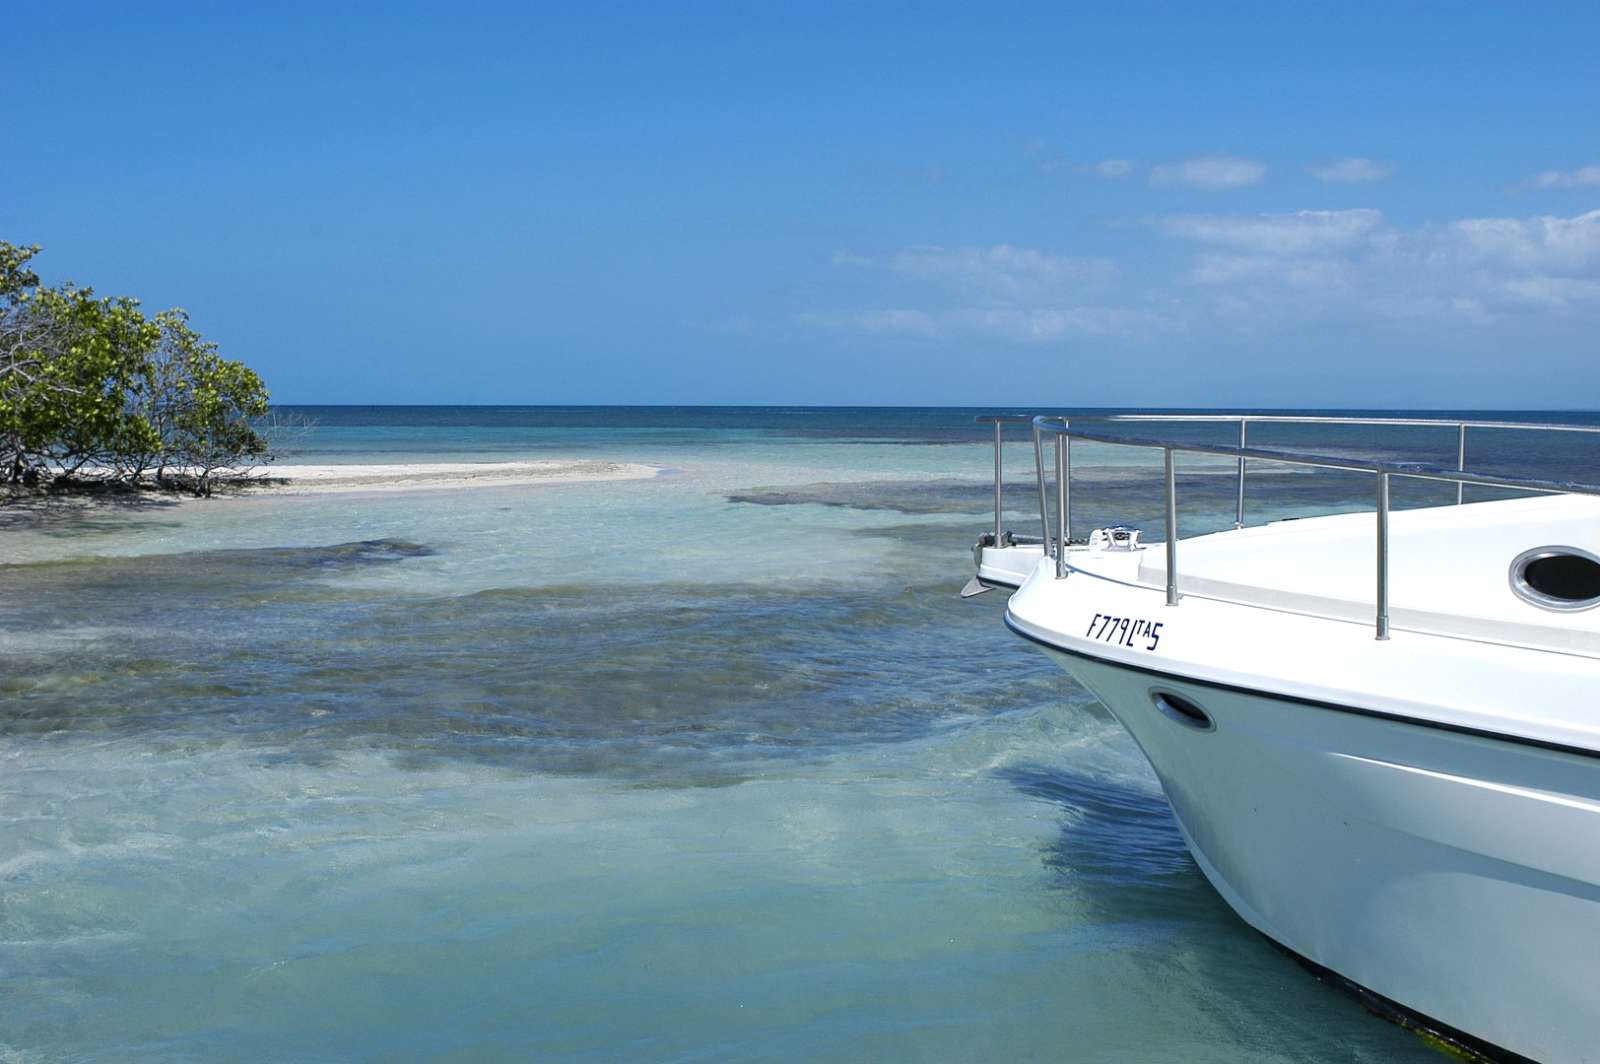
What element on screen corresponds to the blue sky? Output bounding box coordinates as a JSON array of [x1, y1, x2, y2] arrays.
[[5, 2, 1599, 407]]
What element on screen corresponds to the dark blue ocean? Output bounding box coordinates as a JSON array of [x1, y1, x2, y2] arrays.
[[3, 407, 1594, 1061]]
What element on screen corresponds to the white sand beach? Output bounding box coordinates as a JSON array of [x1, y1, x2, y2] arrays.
[[254, 460, 660, 494]]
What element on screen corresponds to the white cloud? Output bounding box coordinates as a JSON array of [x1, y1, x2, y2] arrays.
[[1163, 209, 1383, 255], [1092, 158, 1135, 179], [800, 302, 1146, 343], [1307, 158, 1392, 183], [793, 308, 942, 338], [888, 244, 1112, 301], [949, 306, 1146, 340], [1038, 156, 1136, 179], [801, 243, 1139, 343], [1162, 207, 1600, 322], [1527, 165, 1600, 189], [1150, 155, 1265, 189], [1501, 276, 1600, 308], [799, 209, 1600, 350], [1449, 209, 1600, 273], [1185, 252, 1357, 291]]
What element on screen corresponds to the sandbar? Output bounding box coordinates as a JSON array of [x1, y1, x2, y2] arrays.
[[252, 460, 660, 495]]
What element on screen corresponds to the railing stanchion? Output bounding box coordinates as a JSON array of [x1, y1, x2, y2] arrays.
[[1032, 423, 1050, 553], [1456, 424, 1467, 506], [1376, 472, 1391, 640], [1055, 434, 1068, 579], [1064, 431, 1072, 545], [993, 421, 1004, 544], [1235, 419, 1248, 528], [1164, 448, 1179, 606]]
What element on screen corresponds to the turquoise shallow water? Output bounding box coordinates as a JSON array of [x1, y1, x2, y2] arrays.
[[4, 407, 1595, 1062]]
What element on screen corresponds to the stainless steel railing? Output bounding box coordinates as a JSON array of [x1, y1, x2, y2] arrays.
[[981, 413, 1600, 542], [1027, 417, 1600, 640], [976, 415, 1035, 547], [978, 412, 1600, 637], [1039, 413, 1600, 529]]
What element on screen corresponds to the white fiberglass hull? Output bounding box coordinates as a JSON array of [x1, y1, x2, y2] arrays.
[[976, 542, 1046, 590], [1015, 625, 1600, 1063], [1000, 497, 1600, 1062]]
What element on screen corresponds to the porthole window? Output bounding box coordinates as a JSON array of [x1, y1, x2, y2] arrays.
[[1509, 546, 1600, 612], [1150, 690, 1214, 731]]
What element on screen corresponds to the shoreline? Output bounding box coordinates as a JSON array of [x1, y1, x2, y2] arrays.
[[1, 460, 662, 513], [249, 459, 661, 495]]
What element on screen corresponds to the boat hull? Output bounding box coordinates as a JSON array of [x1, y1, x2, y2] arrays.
[[1034, 641, 1600, 1064], [975, 541, 1046, 590]]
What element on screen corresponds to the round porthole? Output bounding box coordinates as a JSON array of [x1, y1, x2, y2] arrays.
[[1150, 690, 1214, 731], [1509, 546, 1600, 612]]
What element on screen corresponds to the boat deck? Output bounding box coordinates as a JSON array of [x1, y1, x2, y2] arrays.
[[1132, 494, 1600, 656]]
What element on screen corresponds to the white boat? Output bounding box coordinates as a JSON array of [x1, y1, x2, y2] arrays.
[[977, 414, 1600, 1064]]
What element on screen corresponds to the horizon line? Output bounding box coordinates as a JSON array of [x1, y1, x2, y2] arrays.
[[263, 401, 1600, 413]]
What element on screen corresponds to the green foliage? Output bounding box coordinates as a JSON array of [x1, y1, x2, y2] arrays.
[[138, 309, 270, 491], [0, 240, 272, 494], [0, 242, 41, 295]]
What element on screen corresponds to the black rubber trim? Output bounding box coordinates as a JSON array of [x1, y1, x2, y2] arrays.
[[1264, 934, 1535, 1064], [1005, 614, 1600, 762]]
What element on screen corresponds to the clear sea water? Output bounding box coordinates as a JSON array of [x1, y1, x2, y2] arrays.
[[3, 406, 1597, 1062]]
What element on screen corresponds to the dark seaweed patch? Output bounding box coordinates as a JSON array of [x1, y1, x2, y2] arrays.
[[0, 537, 437, 591], [731, 468, 1476, 539], [0, 572, 1062, 785], [728, 480, 1046, 515]]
